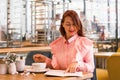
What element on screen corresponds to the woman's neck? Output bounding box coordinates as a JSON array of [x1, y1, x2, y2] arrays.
[[65, 35, 72, 40]]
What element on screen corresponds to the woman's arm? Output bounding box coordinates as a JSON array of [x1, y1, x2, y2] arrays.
[[74, 37, 95, 72], [33, 54, 52, 68]]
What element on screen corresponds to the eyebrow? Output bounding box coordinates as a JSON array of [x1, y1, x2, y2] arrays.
[[65, 22, 71, 24]]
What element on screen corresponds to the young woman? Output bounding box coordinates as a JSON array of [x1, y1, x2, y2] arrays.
[[33, 10, 94, 73]]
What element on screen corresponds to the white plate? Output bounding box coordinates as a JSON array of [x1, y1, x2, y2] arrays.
[[25, 68, 48, 73], [25, 66, 49, 73]]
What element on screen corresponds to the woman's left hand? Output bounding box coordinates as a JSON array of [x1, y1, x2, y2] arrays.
[[65, 62, 79, 73]]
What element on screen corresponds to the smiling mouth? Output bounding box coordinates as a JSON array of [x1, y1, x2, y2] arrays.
[[69, 31, 74, 33]]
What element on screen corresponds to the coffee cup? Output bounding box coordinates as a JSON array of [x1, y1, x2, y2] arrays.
[[32, 63, 46, 70]]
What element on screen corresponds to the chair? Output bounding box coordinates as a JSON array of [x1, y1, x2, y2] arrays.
[[96, 68, 109, 80], [117, 48, 120, 52], [107, 53, 120, 80], [95, 56, 109, 80], [91, 56, 97, 80], [25, 51, 52, 65]]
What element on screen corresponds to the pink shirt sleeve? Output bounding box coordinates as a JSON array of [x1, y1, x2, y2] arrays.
[[45, 54, 60, 69], [49, 41, 60, 69], [75, 37, 94, 72], [44, 39, 60, 69]]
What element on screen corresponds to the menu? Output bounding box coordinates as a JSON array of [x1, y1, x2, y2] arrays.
[[44, 70, 83, 77]]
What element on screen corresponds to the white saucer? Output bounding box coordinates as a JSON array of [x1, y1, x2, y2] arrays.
[[24, 66, 49, 73], [25, 68, 48, 73]]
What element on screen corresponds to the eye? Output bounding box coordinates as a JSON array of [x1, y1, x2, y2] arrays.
[[65, 24, 71, 26], [73, 23, 75, 26]]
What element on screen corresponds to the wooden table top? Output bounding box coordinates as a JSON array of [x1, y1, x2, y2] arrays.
[[0, 46, 51, 53], [0, 72, 93, 80]]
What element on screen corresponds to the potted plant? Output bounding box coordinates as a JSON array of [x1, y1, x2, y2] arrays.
[[3, 52, 18, 74]]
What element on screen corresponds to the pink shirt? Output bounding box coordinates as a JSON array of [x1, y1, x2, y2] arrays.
[[46, 34, 94, 72]]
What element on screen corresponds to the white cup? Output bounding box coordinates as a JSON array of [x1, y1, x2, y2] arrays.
[[16, 60, 25, 72], [0, 64, 7, 74], [32, 63, 46, 70]]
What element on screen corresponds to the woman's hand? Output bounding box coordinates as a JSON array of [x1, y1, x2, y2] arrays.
[[33, 54, 47, 63], [65, 62, 79, 73]]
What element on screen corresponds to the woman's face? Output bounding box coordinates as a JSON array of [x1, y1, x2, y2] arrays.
[[62, 16, 78, 39]]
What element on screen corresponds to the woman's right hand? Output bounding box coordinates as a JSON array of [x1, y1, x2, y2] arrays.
[[33, 54, 47, 63]]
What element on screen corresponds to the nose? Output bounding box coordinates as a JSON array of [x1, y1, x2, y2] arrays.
[[69, 25, 74, 30]]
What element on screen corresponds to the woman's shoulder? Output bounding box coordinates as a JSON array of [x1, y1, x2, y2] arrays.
[[50, 36, 63, 47], [76, 36, 93, 45], [75, 37, 93, 52], [49, 37, 64, 53]]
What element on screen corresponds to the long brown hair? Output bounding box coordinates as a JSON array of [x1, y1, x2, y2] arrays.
[[59, 10, 84, 37]]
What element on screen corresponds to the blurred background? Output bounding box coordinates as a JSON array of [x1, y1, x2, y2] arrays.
[[0, 0, 119, 52]]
